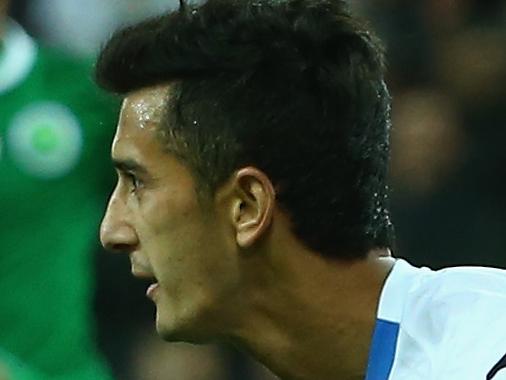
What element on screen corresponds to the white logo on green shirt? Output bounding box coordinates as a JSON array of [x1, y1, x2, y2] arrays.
[[7, 102, 83, 179]]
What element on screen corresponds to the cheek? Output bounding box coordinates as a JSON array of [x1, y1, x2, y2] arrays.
[[137, 186, 198, 236], [137, 193, 238, 296], [135, 189, 213, 272]]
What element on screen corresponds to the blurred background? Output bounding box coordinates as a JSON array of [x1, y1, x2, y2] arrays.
[[2, 0, 506, 379]]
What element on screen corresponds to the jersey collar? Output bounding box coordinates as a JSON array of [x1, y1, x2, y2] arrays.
[[365, 259, 429, 380], [376, 259, 425, 323]]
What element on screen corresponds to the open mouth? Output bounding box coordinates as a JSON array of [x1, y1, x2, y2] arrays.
[[146, 283, 160, 299], [131, 268, 159, 299]]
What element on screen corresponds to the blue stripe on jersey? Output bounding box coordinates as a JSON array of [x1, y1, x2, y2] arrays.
[[365, 319, 400, 380]]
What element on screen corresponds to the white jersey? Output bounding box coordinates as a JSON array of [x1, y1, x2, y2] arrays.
[[365, 259, 506, 380]]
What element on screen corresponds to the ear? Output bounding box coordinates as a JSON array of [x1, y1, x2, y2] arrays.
[[230, 167, 275, 248]]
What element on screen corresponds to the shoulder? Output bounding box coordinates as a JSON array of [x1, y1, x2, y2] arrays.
[[402, 262, 506, 334], [400, 261, 506, 309], [395, 262, 506, 378], [407, 264, 506, 324], [433, 264, 506, 294]]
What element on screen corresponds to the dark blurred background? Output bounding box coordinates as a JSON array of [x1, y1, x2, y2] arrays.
[[6, 0, 506, 379]]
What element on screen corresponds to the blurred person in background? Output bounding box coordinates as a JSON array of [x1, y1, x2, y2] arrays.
[[5, 3, 280, 380], [0, 0, 116, 379], [26, 0, 177, 57], [97, 0, 506, 379]]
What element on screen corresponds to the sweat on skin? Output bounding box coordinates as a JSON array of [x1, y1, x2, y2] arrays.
[[100, 85, 396, 380]]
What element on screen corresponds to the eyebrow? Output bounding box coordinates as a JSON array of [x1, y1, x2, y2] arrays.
[[112, 158, 148, 175]]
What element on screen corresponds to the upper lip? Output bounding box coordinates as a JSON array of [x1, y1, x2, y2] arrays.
[[131, 267, 156, 280], [130, 254, 156, 280]]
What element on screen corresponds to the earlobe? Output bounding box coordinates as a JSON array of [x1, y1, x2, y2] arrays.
[[237, 222, 262, 247], [232, 167, 275, 249]]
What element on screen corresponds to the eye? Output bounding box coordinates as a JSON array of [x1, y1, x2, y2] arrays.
[[126, 173, 143, 193]]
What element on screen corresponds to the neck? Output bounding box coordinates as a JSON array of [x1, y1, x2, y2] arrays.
[[227, 244, 395, 380]]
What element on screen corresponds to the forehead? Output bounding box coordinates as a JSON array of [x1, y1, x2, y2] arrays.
[[120, 85, 168, 132], [112, 85, 169, 157], [126, 86, 167, 122]]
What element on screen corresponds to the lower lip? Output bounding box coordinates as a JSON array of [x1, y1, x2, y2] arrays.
[[146, 283, 160, 299]]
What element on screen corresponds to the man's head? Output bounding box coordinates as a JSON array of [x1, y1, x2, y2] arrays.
[[98, 0, 394, 341]]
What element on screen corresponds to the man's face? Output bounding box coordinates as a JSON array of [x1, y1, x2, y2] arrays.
[[100, 85, 241, 342]]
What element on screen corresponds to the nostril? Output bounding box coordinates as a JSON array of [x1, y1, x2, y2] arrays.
[[100, 224, 138, 253], [110, 243, 135, 254]]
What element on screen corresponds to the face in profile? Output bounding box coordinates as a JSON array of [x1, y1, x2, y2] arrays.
[[100, 85, 242, 342]]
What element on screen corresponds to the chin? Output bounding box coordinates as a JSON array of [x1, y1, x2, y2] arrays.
[[154, 304, 218, 344], [156, 321, 216, 344]]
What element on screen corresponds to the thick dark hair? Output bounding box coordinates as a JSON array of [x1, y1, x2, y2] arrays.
[[95, 0, 394, 259]]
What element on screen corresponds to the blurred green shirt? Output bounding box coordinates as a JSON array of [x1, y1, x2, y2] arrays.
[[0, 348, 48, 380], [0, 21, 117, 380]]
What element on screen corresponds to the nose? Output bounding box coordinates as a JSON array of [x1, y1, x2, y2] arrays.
[[100, 194, 138, 253]]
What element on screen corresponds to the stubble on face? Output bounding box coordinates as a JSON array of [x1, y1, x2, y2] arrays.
[[114, 85, 241, 343]]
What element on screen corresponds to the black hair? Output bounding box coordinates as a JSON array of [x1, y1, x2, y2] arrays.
[[95, 0, 394, 259]]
